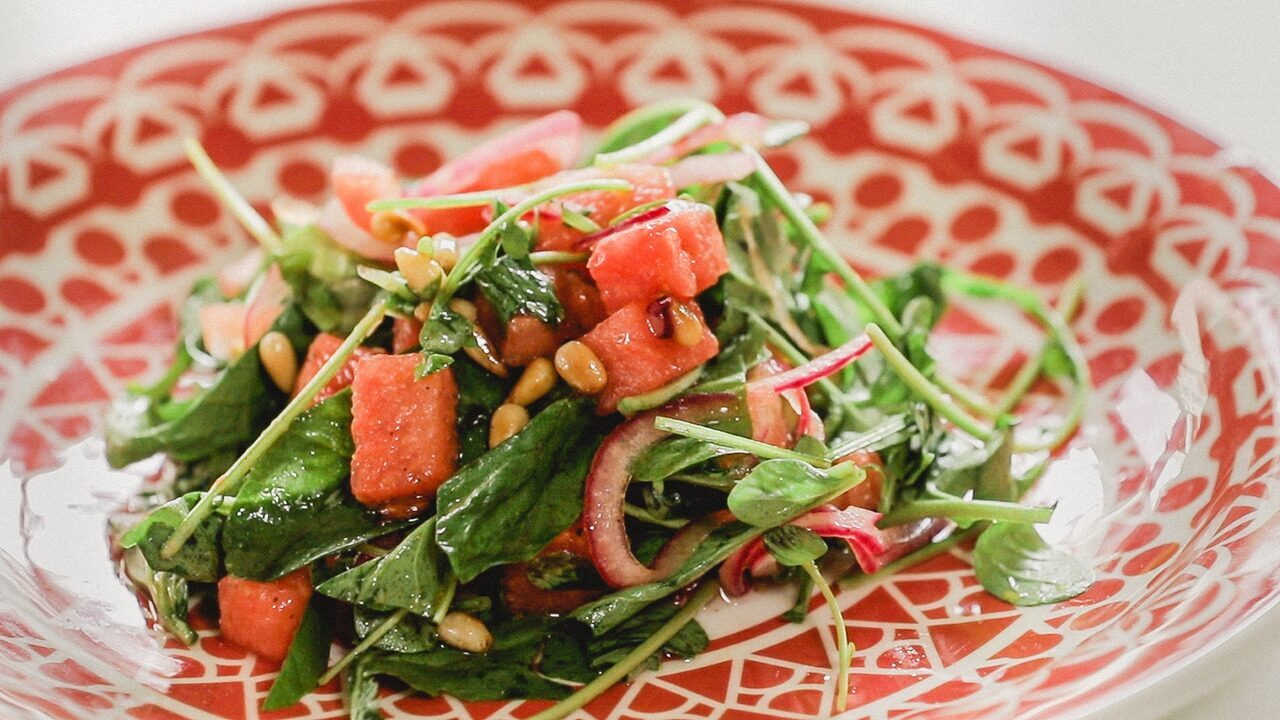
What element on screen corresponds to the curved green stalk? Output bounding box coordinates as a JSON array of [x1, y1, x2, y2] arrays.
[[529, 250, 591, 266], [936, 373, 1002, 420], [801, 562, 852, 713], [865, 323, 993, 441], [318, 608, 407, 686], [160, 299, 389, 558], [624, 503, 691, 529], [431, 577, 458, 625], [879, 498, 1054, 526], [654, 416, 831, 467], [526, 582, 719, 720], [996, 274, 1085, 414], [184, 138, 282, 255], [367, 187, 526, 212], [594, 103, 725, 166]]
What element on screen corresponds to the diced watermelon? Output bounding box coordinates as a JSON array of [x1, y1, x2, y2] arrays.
[[535, 164, 675, 251], [217, 568, 312, 664], [579, 301, 719, 413], [585, 200, 727, 314], [391, 316, 422, 354], [587, 223, 696, 314], [332, 155, 400, 231], [242, 264, 289, 350], [408, 111, 581, 235], [292, 333, 385, 404], [550, 267, 607, 336], [199, 302, 248, 362], [833, 449, 884, 511], [501, 315, 558, 367], [350, 354, 459, 510]]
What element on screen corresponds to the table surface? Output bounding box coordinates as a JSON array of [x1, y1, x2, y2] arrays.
[[1, 1, 1277, 718]]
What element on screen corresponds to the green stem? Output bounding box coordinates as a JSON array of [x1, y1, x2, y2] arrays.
[[936, 373, 1002, 420], [839, 526, 983, 591], [940, 270, 1091, 452], [318, 608, 408, 686], [160, 299, 389, 558], [183, 138, 282, 255], [826, 414, 909, 460], [355, 543, 389, 558], [865, 323, 992, 441], [594, 103, 724, 166], [594, 98, 722, 155], [432, 577, 458, 625], [801, 562, 851, 713], [880, 498, 1054, 526], [368, 187, 524, 212], [996, 274, 1086, 415], [527, 582, 719, 720], [528, 250, 591, 266], [654, 416, 831, 467], [748, 149, 904, 338], [624, 503, 691, 529]]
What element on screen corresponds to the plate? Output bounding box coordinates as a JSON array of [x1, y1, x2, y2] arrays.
[[3, 1, 1280, 718]]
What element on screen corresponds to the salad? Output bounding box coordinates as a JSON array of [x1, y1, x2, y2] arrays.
[[108, 100, 1093, 718]]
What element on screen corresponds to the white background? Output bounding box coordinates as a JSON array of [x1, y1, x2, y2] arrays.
[[1, 1, 1278, 718]]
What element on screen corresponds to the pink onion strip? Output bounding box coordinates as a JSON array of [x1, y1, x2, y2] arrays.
[[749, 334, 872, 394]]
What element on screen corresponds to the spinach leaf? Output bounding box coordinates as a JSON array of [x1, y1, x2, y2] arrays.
[[121, 547, 198, 645], [726, 459, 862, 528], [316, 518, 450, 617], [222, 391, 400, 581], [105, 304, 310, 468], [452, 357, 507, 465], [629, 436, 737, 484], [278, 224, 378, 334], [475, 258, 562, 327], [574, 521, 760, 635], [120, 492, 224, 582], [418, 305, 475, 360], [347, 657, 384, 720], [353, 607, 436, 653], [263, 600, 333, 710], [525, 552, 597, 591], [874, 262, 946, 328], [762, 525, 828, 566], [974, 427, 1016, 502], [973, 522, 1094, 606], [436, 398, 597, 582], [586, 600, 709, 677]]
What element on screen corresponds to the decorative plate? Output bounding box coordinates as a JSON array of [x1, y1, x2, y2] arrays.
[[3, 1, 1279, 718]]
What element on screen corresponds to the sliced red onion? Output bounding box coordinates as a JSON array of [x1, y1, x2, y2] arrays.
[[216, 247, 264, 299], [317, 198, 397, 263], [749, 333, 872, 394], [242, 264, 290, 349], [876, 518, 950, 566], [648, 113, 772, 164], [572, 203, 672, 250], [414, 110, 582, 196], [584, 393, 743, 588], [667, 151, 756, 189]]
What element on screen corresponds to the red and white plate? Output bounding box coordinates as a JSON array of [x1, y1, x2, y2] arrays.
[[3, 1, 1280, 718]]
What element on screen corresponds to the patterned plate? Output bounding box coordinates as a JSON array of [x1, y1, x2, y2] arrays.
[[3, 1, 1280, 718]]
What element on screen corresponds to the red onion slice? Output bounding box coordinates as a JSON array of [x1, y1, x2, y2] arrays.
[[317, 198, 398, 263], [667, 151, 756, 189]]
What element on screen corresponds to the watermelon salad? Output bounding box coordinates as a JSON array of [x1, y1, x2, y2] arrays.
[[108, 100, 1093, 718]]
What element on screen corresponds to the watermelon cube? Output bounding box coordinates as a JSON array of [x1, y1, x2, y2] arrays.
[[535, 164, 675, 251], [292, 333, 385, 404], [350, 354, 459, 511], [217, 568, 312, 663], [579, 301, 719, 413]]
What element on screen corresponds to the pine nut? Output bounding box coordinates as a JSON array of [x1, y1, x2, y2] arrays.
[[509, 357, 556, 406], [489, 403, 529, 447], [466, 330, 508, 378], [259, 331, 298, 392], [436, 611, 492, 653], [413, 302, 431, 322], [370, 210, 425, 244], [433, 234, 459, 271], [669, 301, 704, 347], [394, 247, 443, 294], [554, 341, 608, 395], [448, 298, 478, 322]]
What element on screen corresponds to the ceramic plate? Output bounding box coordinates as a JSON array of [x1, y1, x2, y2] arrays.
[[3, 1, 1280, 718]]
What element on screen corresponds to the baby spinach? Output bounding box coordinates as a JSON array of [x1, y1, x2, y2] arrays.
[[727, 459, 863, 528], [353, 607, 436, 653], [574, 520, 761, 635], [475, 256, 563, 326], [105, 304, 310, 468], [278, 224, 378, 334], [346, 657, 383, 720], [263, 601, 333, 710], [120, 492, 225, 583], [120, 547, 198, 646], [316, 518, 451, 617], [762, 525, 828, 567], [973, 522, 1094, 606], [585, 600, 709, 677], [436, 398, 598, 582], [629, 436, 737, 484], [222, 391, 399, 581], [452, 357, 507, 465]]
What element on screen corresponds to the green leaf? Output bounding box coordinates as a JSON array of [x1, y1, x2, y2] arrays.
[[436, 398, 598, 582], [419, 305, 475, 356], [120, 493, 224, 582], [105, 304, 310, 468], [973, 522, 1094, 606], [525, 552, 596, 591], [974, 427, 1016, 502], [629, 436, 737, 484], [353, 607, 436, 653], [497, 214, 532, 259], [474, 256, 564, 327], [347, 657, 384, 720], [415, 353, 454, 378], [573, 521, 760, 635], [263, 601, 333, 710], [727, 459, 862, 528], [121, 547, 198, 645], [278, 224, 378, 334], [763, 525, 828, 567], [316, 518, 451, 617], [586, 600, 708, 677], [452, 356, 507, 465], [222, 392, 401, 581]]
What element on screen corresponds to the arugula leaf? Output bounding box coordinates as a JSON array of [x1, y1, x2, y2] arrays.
[[973, 522, 1094, 606], [475, 256, 563, 327], [574, 521, 760, 635], [105, 304, 310, 468], [419, 305, 475, 357], [121, 547, 198, 645], [525, 552, 597, 591], [436, 398, 598, 582], [278, 224, 378, 334], [120, 492, 224, 582], [586, 600, 709, 678], [726, 459, 862, 528], [497, 212, 532, 260], [222, 391, 400, 581], [316, 518, 450, 617], [763, 525, 828, 566], [263, 601, 333, 710], [347, 657, 384, 720]]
